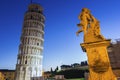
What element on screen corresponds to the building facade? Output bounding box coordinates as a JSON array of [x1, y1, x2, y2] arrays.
[[43, 71, 51, 79], [61, 61, 88, 71], [14, 3, 45, 80], [54, 75, 65, 80], [0, 69, 15, 80], [108, 39, 120, 77]]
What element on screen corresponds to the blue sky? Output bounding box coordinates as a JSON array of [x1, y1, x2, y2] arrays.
[[0, 0, 120, 71]]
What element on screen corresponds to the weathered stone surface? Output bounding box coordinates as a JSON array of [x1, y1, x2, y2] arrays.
[[81, 40, 116, 80]]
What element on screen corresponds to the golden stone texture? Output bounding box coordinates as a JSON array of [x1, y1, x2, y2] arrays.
[[77, 8, 116, 80]]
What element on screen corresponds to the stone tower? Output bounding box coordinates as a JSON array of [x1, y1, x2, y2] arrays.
[[15, 3, 45, 80]]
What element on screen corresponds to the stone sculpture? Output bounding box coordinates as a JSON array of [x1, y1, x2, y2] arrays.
[[76, 8, 116, 80]]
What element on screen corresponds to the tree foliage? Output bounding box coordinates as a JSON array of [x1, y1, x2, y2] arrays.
[[55, 69, 88, 79]]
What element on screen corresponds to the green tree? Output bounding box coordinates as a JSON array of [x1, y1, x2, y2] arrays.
[[50, 67, 53, 73], [55, 66, 59, 72]]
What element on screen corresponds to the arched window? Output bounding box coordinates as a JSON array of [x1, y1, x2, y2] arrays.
[[25, 60, 27, 64]]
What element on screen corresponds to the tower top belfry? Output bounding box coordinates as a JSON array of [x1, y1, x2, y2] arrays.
[[28, 3, 43, 13]]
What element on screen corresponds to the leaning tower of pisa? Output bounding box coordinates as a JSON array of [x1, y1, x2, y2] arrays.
[[15, 3, 45, 80]]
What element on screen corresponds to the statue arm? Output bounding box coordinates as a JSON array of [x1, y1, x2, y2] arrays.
[[76, 29, 83, 36]]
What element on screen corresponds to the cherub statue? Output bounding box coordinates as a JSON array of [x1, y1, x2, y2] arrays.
[[76, 8, 91, 36], [76, 8, 105, 42]]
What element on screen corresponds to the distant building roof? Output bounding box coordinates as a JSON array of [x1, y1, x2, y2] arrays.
[[0, 69, 15, 72]]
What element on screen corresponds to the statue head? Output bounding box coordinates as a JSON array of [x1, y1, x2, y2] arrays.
[[82, 8, 90, 14]]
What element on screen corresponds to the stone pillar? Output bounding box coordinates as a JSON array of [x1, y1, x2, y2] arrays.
[[81, 40, 116, 80]]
